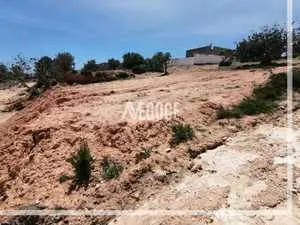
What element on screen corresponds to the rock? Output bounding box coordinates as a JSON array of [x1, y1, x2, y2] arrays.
[[222, 136, 228, 142], [153, 169, 167, 182], [32, 128, 51, 146], [191, 163, 202, 173], [165, 148, 171, 153], [228, 125, 238, 133], [96, 193, 105, 199], [131, 192, 140, 200], [265, 215, 274, 221], [291, 188, 298, 194], [188, 162, 195, 170]]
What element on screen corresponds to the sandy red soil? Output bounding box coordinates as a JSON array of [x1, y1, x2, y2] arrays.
[[1, 65, 299, 224]]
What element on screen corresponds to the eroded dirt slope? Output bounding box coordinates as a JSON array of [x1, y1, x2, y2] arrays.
[[110, 110, 300, 224], [0, 66, 294, 224]]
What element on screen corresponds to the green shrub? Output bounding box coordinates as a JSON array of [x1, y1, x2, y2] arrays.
[[236, 24, 286, 65], [188, 147, 206, 159], [217, 70, 300, 119], [95, 72, 116, 82], [53, 52, 75, 73], [122, 52, 145, 69], [107, 58, 121, 70], [34, 56, 53, 88], [14, 102, 24, 111], [238, 97, 277, 115], [132, 64, 147, 74], [150, 52, 171, 73], [116, 72, 130, 80], [188, 147, 198, 159], [28, 86, 44, 99], [0, 63, 8, 82], [170, 124, 194, 147], [135, 148, 152, 163], [101, 157, 123, 180], [216, 106, 242, 119], [219, 58, 232, 67], [67, 142, 93, 185], [294, 70, 300, 90], [59, 175, 72, 184], [81, 59, 100, 75]]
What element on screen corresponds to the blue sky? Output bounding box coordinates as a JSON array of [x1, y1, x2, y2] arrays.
[[0, 0, 299, 68]]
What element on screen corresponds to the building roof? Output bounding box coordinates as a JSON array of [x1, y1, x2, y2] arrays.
[[186, 44, 233, 57]]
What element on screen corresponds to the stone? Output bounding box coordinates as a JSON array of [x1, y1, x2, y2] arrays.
[[191, 163, 202, 173], [153, 169, 167, 182]]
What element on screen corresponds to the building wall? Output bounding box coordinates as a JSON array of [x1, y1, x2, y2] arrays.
[[170, 54, 224, 66], [186, 46, 232, 58]]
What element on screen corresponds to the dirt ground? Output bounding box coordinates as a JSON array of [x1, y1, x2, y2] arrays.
[[0, 82, 35, 124], [0, 65, 299, 224]]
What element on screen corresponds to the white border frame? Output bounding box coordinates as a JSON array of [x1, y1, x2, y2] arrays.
[[0, 0, 296, 220], [287, 0, 294, 215]]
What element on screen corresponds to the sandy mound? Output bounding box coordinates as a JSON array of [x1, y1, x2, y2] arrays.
[[0, 66, 295, 224]]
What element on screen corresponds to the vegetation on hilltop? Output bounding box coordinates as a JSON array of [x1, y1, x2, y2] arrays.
[[236, 24, 300, 65], [0, 23, 299, 102], [217, 69, 300, 119]]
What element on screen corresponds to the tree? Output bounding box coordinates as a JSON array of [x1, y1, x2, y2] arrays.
[[53, 52, 75, 73], [34, 56, 53, 87], [132, 64, 147, 74], [107, 58, 121, 70], [10, 54, 35, 88], [0, 63, 8, 81], [162, 52, 171, 75], [52, 52, 75, 81], [236, 25, 286, 65], [151, 52, 171, 74], [81, 59, 99, 75], [34, 56, 52, 74], [122, 52, 144, 69], [294, 27, 300, 57]]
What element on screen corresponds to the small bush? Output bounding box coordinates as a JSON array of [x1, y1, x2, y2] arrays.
[[67, 142, 93, 185], [237, 97, 277, 115], [219, 58, 232, 67], [101, 157, 123, 180], [13, 102, 25, 111], [188, 147, 207, 159], [216, 106, 242, 119], [217, 96, 277, 119], [188, 147, 199, 159], [95, 72, 116, 82], [107, 58, 121, 70], [59, 175, 72, 184], [7, 215, 48, 225], [217, 70, 300, 119], [233, 62, 287, 70], [135, 148, 152, 163], [170, 124, 194, 147], [132, 64, 147, 74], [116, 72, 130, 80], [294, 70, 300, 90], [28, 86, 44, 99]]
